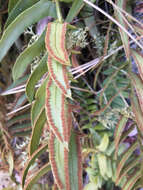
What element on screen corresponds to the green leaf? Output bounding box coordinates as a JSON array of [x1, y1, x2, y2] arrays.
[[8, 0, 19, 13], [122, 171, 141, 190], [45, 23, 70, 65], [31, 76, 48, 125], [0, 0, 56, 62], [7, 113, 30, 127], [116, 141, 139, 179], [130, 89, 143, 133], [68, 132, 83, 190], [12, 30, 46, 81], [97, 153, 107, 179], [45, 78, 69, 146], [114, 116, 128, 157], [13, 129, 32, 136], [29, 108, 47, 155], [6, 0, 39, 28], [115, 0, 130, 60], [116, 157, 140, 186], [131, 49, 143, 81], [130, 73, 143, 115], [13, 94, 27, 110], [65, 0, 84, 23], [26, 53, 48, 102], [47, 56, 71, 98], [96, 133, 109, 152], [48, 131, 82, 190], [9, 123, 31, 132], [22, 143, 49, 187], [24, 163, 51, 190]]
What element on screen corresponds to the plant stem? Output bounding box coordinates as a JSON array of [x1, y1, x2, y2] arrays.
[[55, 0, 63, 23]]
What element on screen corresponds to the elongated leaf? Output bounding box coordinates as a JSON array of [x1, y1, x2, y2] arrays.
[[115, 0, 130, 60], [114, 116, 128, 157], [47, 56, 71, 98], [45, 77, 70, 146], [116, 141, 139, 179], [9, 123, 31, 132], [8, 0, 19, 13], [26, 53, 48, 102], [22, 143, 49, 187], [7, 113, 30, 127], [24, 163, 51, 190], [13, 129, 31, 136], [65, 0, 84, 22], [97, 153, 107, 179], [49, 131, 82, 190], [122, 171, 141, 190], [96, 133, 109, 152], [45, 23, 70, 65], [48, 132, 66, 189], [6, 0, 39, 28], [0, 0, 56, 62], [130, 73, 143, 114], [29, 108, 47, 155], [31, 76, 48, 125], [131, 49, 143, 81], [116, 157, 140, 185], [12, 30, 46, 81], [13, 94, 27, 110], [68, 132, 83, 190], [130, 90, 143, 133]]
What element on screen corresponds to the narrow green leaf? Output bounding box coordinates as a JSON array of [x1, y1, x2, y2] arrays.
[[130, 73, 143, 114], [7, 113, 30, 127], [122, 171, 141, 190], [9, 122, 31, 132], [96, 133, 109, 152], [48, 131, 82, 190], [12, 30, 46, 81], [13, 94, 27, 110], [116, 157, 140, 185], [47, 56, 71, 98], [31, 76, 48, 125], [45, 23, 70, 65], [116, 141, 139, 179], [26, 53, 48, 102], [8, 0, 19, 13], [115, 0, 130, 60], [6, 0, 39, 28], [68, 132, 83, 190], [131, 49, 143, 81], [29, 108, 46, 155], [22, 143, 49, 187], [13, 129, 31, 136], [65, 0, 84, 23], [114, 116, 128, 157], [45, 78, 69, 145], [0, 0, 56, 62], [130, 90, 143, 133], [97, 153, 107, 179], [24, 163, 51, 190]]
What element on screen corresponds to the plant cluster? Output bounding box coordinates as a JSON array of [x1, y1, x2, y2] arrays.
[[0, 0, 143, 190]]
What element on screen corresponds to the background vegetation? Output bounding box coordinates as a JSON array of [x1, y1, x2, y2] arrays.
[[0, 0, 143, 189]]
